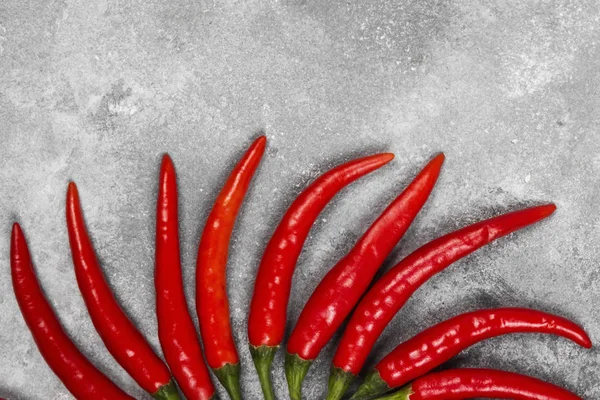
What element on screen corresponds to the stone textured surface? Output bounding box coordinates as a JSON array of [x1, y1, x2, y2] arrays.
[[1, 0, 599, 399]]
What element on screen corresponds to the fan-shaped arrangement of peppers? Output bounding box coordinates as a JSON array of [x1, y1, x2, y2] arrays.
[[9, 136, 591, 400]]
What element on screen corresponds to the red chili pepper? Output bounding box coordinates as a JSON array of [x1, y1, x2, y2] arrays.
[[196, 136, 267, 399], [371, 368, 581, 400], [285, 154, 445, 400], [10, 223, 134, 400], [155, 155, 216, 400], [248, 153, 395, 399], [66, 183, 178, 400], [327, 204, 557, 400], [351, 308, 592, 400]]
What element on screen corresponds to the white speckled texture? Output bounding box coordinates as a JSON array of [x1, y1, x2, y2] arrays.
[[1, 0, 599, 399]]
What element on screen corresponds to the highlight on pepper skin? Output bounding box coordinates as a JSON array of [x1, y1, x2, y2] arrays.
[[155, 154, 217, 400]]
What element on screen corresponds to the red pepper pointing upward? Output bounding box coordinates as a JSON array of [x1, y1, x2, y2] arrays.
[[248, 153, 394, 399], [351, 308, 591, 399], [372, 369, 581, 400], [66, 183, 179, 400], [327, 204, 557, 400], [197, 136, 267, 400], [155, 155, 216, 400], [11, 223, 134, 400], [285, 154, 445, 400]]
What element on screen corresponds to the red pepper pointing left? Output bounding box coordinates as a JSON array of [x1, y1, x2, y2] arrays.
[[66, 183, 179, 400], [11, 223, 134, 399]]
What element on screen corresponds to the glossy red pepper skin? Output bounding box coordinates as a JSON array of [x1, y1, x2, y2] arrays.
[[249, 153, 395, 347], [248, 153, 394, 399], [66, 183, 178, 400], [351, 308, 591, 400], [11, 223, 134, 400], [373, 369, 581, 400], [327, 204, 557, 400], [285, 154, 445, 400], [155, 155, 216, 400], [196, 136, 267, 399]]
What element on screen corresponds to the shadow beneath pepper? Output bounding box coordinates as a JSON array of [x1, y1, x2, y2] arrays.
[[0, 387, 31, 400]]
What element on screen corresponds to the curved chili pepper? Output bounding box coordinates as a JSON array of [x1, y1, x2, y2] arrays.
[[10, 223, 134, 400], [66, 183, 179, 400], [155, 155, 216, 400], [285, 153, 445, 400], [248, 152, 395, 399], [197, 136, 267, 399], [327, 204, 557, 400], [351, 308, 591, 400], [372, 368, 581, 400]]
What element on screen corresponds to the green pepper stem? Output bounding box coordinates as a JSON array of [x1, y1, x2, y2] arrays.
[[250, 344, 278, 400], [327, 366, 356, 400], [285, 352, 313, 400], [152, 380, 182, 400], [213, 363, 243, 400], [371, 385, 413, 400], [349, 370, 390, 400]]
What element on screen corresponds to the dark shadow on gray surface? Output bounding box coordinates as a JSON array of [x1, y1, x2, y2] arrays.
[[0, 388, 31, 400]]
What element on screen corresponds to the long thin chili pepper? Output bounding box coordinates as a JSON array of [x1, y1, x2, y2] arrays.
[[327, 204, 557, 400], [285, 153, 445, 400], [66, 183, 179, 400], [351, 308, 592, 400], [197, 136, 267, 400], [248, 152, 395, 399], [155, 155, 216, 400], [372, 368, 581, 400], [10, 223, 134, 400]]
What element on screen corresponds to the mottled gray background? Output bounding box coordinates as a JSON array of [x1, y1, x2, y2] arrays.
[[1, 0, 599, 399]]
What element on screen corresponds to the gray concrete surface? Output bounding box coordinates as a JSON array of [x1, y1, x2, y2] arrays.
[[1, 0, 599, 398]]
